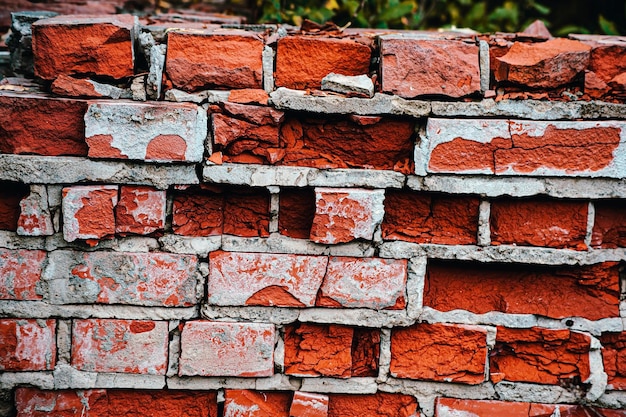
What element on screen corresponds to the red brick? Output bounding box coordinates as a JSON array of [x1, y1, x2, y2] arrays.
[[495, 38, 591, 88], [0, 319, 56, 371], [426, 119, 625, 177], [317, 257, 407, 310], [179, 321, 275, 377], [17, 185, 54, 236], [310, 188, 385, 244], [290, 392, 329, 417], [208, 251, 328, 307], [228, 88, 269, 105], [592, 200, 626, 248], [0, 92, 87, 156], [15, 387, 218, 417], [284, 323, 354, 378], [32, 15, 135, 80], [424, 261, 620, 321], [221, 115, 415, 173], [600, 332, 626, 390], [0, 182, 29, 231], [434, 398, 622, 417], [490, 198, 588, 249], [381, 38, 480, 98], [223, 186, 271, 237], [52, 251, 199, 306], [279, 187, 316, 239], [115, 186, 166, 235], [72, 319, 168, 374], [581, 38, 626, 99], [382, 191, 479, 245], [62, 185, 118, 242], [166, 29, 264, 91], [391, 323, 487, 384], [351, 328, 380, 377], [0, 249, 46, 300], [275, 36, 371, 90], [223, 390, 291, 417], [490, 327, 591, 385], [328, 393, 419, 417]]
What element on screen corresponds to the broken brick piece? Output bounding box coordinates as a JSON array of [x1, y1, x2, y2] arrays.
[[71, 319, 168, 374], [290, 392, 329, 417], [32, 14, 135, 80], [0, 319, 56, 371], [490, 326, 591, 385], [391, 323, 488, 384], [62, 185, 118, 242], [172, 186, 223, 237], [115, 186, 166, 235]]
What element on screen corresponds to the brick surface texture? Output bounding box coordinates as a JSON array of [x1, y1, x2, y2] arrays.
[[3, 9, 626, 417]]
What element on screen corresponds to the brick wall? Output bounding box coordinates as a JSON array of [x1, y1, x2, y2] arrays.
[[0, 10, 625, 417]]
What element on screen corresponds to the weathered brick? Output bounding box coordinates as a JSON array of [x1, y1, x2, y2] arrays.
[[317, 257, 407, 310], [578, 36, 626, 100], [435, 398, 621, 417], [600, 332, 626, 390], [490, 327, 590, 385], [32, 14, 135, 80], [85, 101, 206, 162], [223, 390, 291, 417], [351, 328, 381, 378], [426, 118, 626, 177], [115, 186, 166, 235], [179, 321, 275, 377], [228, 88, 269, 105], [166, 29, 264, 91], [328, 393, 419, 417], [172, 185, 270, 237], [310, 188, 385, 244], [44, 250, 199, 306], [490, 198, 588, 249], [424, 261, 620, 321], [0, 248, 46, 300], [278, 187, 316, 239], [62, 185, 118, 242], [0, 319, 56, 371], [0, 182, 29, 231], [15, 388, 218, 417], [495, 38, 591, 88], [208, 251, 328, 307], [222, 115, 415, 174], [275, 36, 371, 90], [391, 323, 487, 384], [382, 191, 479, 245], [284, 323, 354, 378], [72, 319, 169, 374], [17, 185, 54, 236], [381, 37, 480, 98], [0, 92, 88, 156], [290, 392, 329, 417], [592, 200, 626, 248]]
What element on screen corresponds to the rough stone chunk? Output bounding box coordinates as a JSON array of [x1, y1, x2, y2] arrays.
[[382, 191, 479, 245], [43, 251, 200, 306], [17, 185, 54, 236], [115, 186, 166, 235], [490, 198, 588, 249], [290, 392, 329, 417], [166, 29, 264, 91], [495, 38, 591, 88], [0, 319, 56, 371], [310, 188, 385, 244], [62, 185, 118, 242], [328, 393, 419, 417], [321, 73, 374, 98], [72, 319, 169, 374], [381, 37, 480, 98], [592, 200, 626, 248], [223, 390, 291, 417], [275, 36, 371, 90], [15, 388, 219, 417], [490, 327, 590, 385], [0, 249, 46, 301], [424, 261, 620, 321], [0, 92, 88, 156], [208, 251, 328, 307], [85, 101, 206, 162], [317, 257, 407, 309], [391, 323, 487, 384], [179, 321, 275, 377], [600, 331, 626, 390], [32, 14, 136, 80]]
